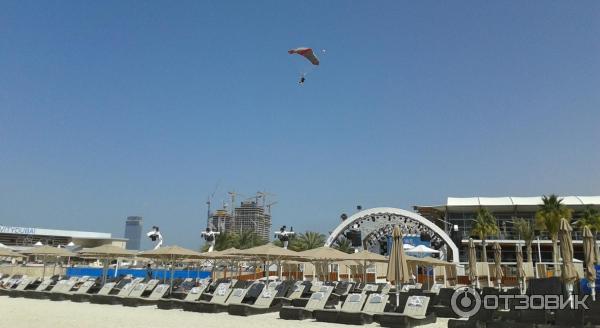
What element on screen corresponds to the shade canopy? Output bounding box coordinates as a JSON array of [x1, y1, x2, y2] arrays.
[[138, 245, 204, 260], [296, 246, 353, 261], [0, 247, 22, 258], [406, 244, 440, 255], [21, 245, 76, 257], [199, 247, 241, 259], [230, 243, 299, 260], [559, 218, 578, 283], [408, 256, 454, 267], [79, 245, 137, 258], [346, 250, 388, 263]]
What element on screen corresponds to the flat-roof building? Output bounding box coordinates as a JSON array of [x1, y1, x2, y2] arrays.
[[0, 225, 127, 251], [414, 195, 600, 262]]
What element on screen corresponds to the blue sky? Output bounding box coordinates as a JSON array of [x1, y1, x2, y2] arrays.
[[1, 1, 599, 249]]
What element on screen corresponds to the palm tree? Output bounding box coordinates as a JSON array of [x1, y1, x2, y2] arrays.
[[334, 237, 354, 254], [471, 208, 499, 262], [512, 218, 535, 262], [233, 230, 267, 249], [535, 194, 572, 270], [293, 231, 326, 251]]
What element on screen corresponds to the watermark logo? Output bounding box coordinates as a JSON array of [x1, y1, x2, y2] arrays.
[[451, 288, 589, 318], [451, 287, 481, 318]]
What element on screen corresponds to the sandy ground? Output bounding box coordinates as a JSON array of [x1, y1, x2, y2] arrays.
[[0, 295, 449, 328]]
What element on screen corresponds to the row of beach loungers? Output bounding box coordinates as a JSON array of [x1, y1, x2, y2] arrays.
[[3, 273, 600, 327]]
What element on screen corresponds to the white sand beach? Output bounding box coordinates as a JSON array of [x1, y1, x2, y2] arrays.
[[0, 296, 448, 328]]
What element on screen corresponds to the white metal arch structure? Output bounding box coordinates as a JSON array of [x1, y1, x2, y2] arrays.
[[325, 207, 459, 263]]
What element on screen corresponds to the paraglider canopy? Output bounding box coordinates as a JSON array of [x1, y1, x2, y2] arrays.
[[288, 47, 320, 65]]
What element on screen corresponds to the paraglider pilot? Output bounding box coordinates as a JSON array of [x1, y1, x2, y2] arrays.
[[201, 227, 220, 252]]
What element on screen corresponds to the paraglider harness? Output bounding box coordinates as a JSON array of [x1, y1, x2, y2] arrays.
[[299, 75, 306, 85], [201, 228, 220, 252], [275, 226, 295, 249], [147, 226, 163, 250]]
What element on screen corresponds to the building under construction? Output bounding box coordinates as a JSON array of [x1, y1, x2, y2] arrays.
[[208, 200, 272, 241]]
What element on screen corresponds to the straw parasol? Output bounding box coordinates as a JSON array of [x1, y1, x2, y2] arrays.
[[492, 242, 503, 289], [0, 247, 22, 258], [79, 245, 137, 285], [583, 226, 597, 300], [230, 243, 299, 283], [197, 247, 241, 279], [387, 226, 411, 308], [559, 218, 578, 307], [22, 245, 76, 279], [468, 238, 478, 288], [138, 245, 204, 294], [296, 246, 355, 281], [515, 243, 526, 293], [346, 250, 387, 282]]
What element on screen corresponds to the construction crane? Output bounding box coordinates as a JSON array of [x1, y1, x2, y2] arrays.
[[266, 201, 278, 214], [257, 191, 276, 208], [206, 181, 220, 229], [227, 191, 245, 216]]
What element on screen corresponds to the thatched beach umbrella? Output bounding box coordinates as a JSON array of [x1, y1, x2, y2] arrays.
[[347, 250, 387, 282], [198, 247, 240, 279], [492, 242, 503, 289], [138, 245, 204, 295], [297, 246, 354, 281], [516, 243, 526, 293], [559, 218, 578, 307], [0, 247, 22, 258], [583, 226, 597, 300], [79, 245, 137, 285], [387, 226, 411, 307], [22, 245, 76, 279], [468, 238, 478, 288], [231, 243, 299, 283]]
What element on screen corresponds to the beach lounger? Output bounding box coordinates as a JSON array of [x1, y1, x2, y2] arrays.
[[314, 292, 368, 323], [20, 278, 54, 298], [334, 292, 391, 325], [228, 281, 291, 316], [182, 281, 237, 313], [90, 277, 141, 305], [27, 277, 77, 300], [122, 281, 169, 307], [279, 285, 335, 320], [432, 287, 461, 318], [66, 279, 98, 302], [7, 277, 36, 298], [0, 274, 24, 296], [49, 276, 92, 301], [158, 281, 210, 310], [375, 295, 437, 328]]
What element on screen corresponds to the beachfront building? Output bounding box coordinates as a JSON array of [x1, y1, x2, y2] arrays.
[[233, 201, 272, 241], [124, 216, 143, 250], [414, 195, 600, 262], [0, 224, 127, 251]]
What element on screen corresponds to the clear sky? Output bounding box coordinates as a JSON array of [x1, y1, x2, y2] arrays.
[[1, 1, 599, 250]]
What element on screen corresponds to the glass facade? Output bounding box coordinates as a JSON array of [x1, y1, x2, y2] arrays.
[[124, 216, 143, 250]]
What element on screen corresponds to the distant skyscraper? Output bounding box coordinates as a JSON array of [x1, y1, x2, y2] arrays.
[[124, 216, 143, 250], [234, 201, 272, 241]]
